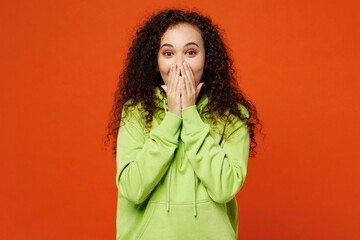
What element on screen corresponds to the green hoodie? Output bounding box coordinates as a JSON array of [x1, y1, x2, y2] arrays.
[[116, 86, 250, 240]]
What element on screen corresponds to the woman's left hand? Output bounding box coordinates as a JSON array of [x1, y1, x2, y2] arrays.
[[180, 61, 204, 109]]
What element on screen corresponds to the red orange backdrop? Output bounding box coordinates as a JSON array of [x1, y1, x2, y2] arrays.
[[1, 0, 359, 239]]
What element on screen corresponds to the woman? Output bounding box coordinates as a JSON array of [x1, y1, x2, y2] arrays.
[[106, 8, 263, 240]]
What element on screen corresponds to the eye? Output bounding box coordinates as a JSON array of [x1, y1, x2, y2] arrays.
[[186, 50, 197, 56], [162, 49, 197, 57], [163, 51, 173, 57]]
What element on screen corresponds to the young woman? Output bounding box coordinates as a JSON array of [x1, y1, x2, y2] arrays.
[[106, 8, 263, 240]]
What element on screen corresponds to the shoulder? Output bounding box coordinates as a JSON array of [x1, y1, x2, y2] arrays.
[[225, 103, 249, 123], [121, 99, 144, 124], [223, 103, 249, 135], [236, 103, 250, 119]]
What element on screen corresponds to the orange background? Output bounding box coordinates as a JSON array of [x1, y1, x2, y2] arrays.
[[1, 0, 359, 239]]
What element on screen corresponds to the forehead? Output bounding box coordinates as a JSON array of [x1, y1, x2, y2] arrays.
[[160, 23, 204, 46]]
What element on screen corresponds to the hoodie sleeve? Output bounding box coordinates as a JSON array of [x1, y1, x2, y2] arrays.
[[180, 104, 250, 204], [116, 104, 182, 205]]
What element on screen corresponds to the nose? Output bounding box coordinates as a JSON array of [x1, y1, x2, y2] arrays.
[[174, 55, 185, 67]]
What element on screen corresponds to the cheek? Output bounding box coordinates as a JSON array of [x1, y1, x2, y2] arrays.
[[157, 59, 169, 83], [188, 62, 205, 84], [157, 59, 167, 72]]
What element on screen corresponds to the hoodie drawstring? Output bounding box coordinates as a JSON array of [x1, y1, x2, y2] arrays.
[[193, 105, 203, 218], [164, 98, 171, 212], [193, 171, 197, 217], [166, 161, 198, 218], [167, 163, 173, 212]]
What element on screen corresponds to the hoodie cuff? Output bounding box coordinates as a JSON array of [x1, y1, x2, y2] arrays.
[[154, 111, 182, 141], [181, 105, 206, 133]]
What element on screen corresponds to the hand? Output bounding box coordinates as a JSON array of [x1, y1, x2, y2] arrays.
[[180, 62, 204, 109], [161, 63, 181, 117]]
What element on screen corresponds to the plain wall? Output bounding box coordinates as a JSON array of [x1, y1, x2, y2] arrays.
[[1, 0, 359, 239]]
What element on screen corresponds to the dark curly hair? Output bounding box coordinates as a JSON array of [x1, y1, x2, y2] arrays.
[[105, 8, 264, 158]]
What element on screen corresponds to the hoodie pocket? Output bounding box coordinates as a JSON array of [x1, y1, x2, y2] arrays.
[[136, 201, 235, 240]]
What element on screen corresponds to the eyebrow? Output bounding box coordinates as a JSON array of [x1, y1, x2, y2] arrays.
[[160, 42, 199, 49]]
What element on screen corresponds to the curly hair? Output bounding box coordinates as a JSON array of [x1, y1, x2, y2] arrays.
[[105, 8, 264, 158]]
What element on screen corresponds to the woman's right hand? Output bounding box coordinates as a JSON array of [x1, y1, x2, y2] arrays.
[[161, 63, 182, 117]]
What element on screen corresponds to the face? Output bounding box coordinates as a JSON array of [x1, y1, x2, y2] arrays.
[[157, 23, 206, 87]]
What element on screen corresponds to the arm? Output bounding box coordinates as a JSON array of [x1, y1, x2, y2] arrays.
[[180, 105, 250, 204], [116, 105, 182, 204]]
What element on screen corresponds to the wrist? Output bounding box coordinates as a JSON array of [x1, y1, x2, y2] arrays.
[[168, 107, 181, 118], [182, 99, 196, 109]]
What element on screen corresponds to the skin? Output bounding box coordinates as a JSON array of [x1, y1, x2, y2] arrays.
[[157, 23, 206, 117]]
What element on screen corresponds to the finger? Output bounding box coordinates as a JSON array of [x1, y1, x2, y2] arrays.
[[161, 85, 167, 93], [176, 73, 180, 96], [180, 66, 188, 95], [175, 64, 180, 90], [183, 62, 193, 85], [168, 64, 175, 92], [184, 62, 195, 87], [170, 64, 180, 98], [180, 76, 185, 99], [186, 62, 195, 82], [182, 64, 192, 96], [175, 66, 180, 96], [183, 62, 195, 94]]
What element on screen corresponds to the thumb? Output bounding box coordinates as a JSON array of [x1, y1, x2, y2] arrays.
[[161, 85, 167, 93], [196, 82, 204, 98]]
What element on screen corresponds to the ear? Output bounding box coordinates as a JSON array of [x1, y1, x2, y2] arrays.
[[195, 82, 205, 99], [161, 85, 167, 93]]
